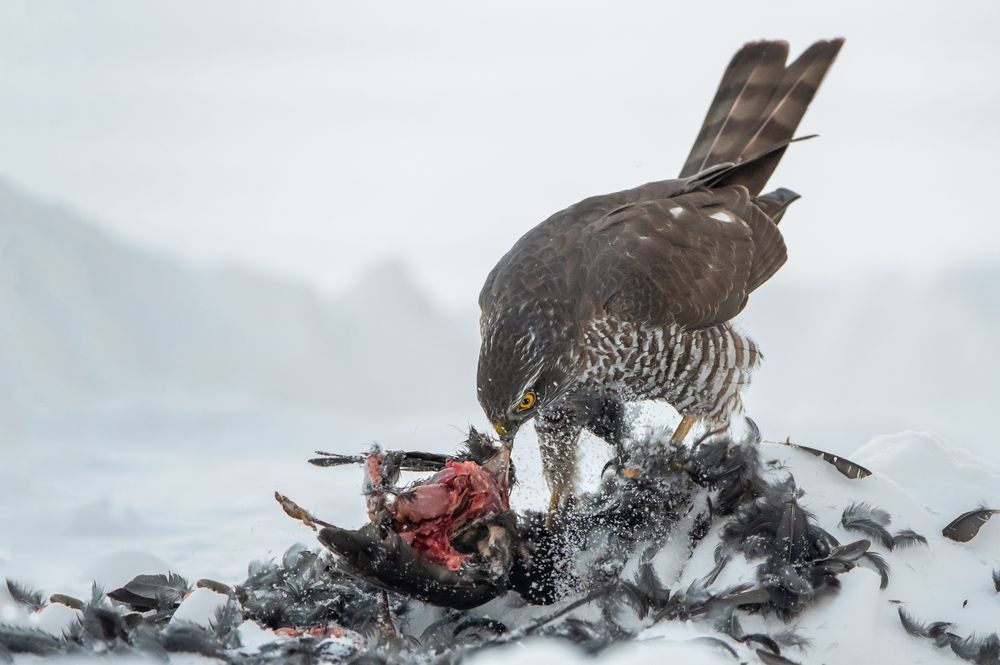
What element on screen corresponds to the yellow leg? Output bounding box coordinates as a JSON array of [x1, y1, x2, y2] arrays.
[[545, 489, 562, 529], [670, 414, 696, 446]]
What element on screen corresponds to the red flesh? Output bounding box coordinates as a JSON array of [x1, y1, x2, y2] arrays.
[[390, 460, 509, 570]]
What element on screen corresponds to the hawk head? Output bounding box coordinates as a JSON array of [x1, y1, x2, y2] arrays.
[[477, 307, 577, 441]]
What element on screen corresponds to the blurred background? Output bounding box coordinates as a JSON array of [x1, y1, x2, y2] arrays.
[[1, 1, 998, 592]]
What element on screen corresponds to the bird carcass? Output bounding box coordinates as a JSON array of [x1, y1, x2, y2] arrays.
[[275, 430, 526, 609]]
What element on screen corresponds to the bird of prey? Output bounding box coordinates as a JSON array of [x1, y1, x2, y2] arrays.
[[477, 39, 844, 521]]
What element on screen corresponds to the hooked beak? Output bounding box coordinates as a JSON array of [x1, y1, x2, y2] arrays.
[[493, 422, 516, 443]]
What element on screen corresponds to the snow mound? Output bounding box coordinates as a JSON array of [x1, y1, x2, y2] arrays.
[[2, 431, 998, 664]]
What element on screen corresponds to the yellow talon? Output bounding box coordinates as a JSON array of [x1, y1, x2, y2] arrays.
[[670, 414, 696, 446], [545, 490, 561, 529]]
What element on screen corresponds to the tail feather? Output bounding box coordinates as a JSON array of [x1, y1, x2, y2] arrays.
[[680, 41, 789, 178], [680, 39, 844, 195], [737, 39, 844, 193]]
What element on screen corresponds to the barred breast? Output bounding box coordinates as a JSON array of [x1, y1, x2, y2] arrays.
[[578, 318, 760, 427]]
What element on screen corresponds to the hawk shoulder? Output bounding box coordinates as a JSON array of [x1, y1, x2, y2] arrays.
[[579, 185, 783, 329]]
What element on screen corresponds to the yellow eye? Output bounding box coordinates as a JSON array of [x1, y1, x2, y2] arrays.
[[516, 391, 537, 411]]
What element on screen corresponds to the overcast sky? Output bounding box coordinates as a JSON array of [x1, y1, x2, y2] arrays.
[[1, 0, 998, 306]]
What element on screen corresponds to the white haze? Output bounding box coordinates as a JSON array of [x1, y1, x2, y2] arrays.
[[1, 7, 999, 659], [1, 179, 997, 468], [0, 0, 998, 308]]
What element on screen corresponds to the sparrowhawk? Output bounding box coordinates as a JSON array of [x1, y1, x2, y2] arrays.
[[477, 39, 843, 519]]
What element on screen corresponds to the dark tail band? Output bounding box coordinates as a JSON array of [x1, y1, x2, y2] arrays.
[[680, 38, 844, 195]]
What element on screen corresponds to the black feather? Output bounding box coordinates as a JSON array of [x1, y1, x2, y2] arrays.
[[825, 539, 871, 563], [546, 617, 616, 655], [776, 500, 811, 563], [4, 580, 44, 612], [130, 624, 170, 661], [238, 545, 391, 632], [899, 608, 1000, 664], [840, 503, 894, 549], [161, 622, 227, 659], [107, 572, 190, 613], [633, 562, 672, 613], [0, 624, 62, 656], [209, 601, 243, 644], [715, 608, 785, 655], [756, 647, 802, 665], [308, 451, 365, 467], [892, 529, 928, 549], [951, 633, 1000, 664], [780, 440, 872, 479], [992, 569, 1000, 593], [81, 584, 130, 645], [942, 508, 999, 543], [772, 627, 812, 651], [898, 607, 932, 638], [688, 636, 739, 658], [860, 552, 890, 590], [741, 633, 783, 655]]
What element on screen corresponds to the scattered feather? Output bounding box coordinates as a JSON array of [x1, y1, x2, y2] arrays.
[[688, 636, 739, 658], [161, 622, 227, 659], [4, 580, 44, 612], [107, 573, 190, 613], [773, 627, 812, 652], [756, 647, 802, 664], [942, 508, 1000, 543], [899, 608, 1000, 664], [860, 552, 890, 590], [209, 601, 242, 643], [892, 529, 928, 549], [840, 503, 894, 549], [779, 439, 872, 479], [0, 624, 62, 655], [740, 633, 782, 655], [951, 633, 1000, 664], [195, 579, 233, 596], [48, 594, 84, 610], [0, 429, 899, 661], [826, 539, 871, 563]]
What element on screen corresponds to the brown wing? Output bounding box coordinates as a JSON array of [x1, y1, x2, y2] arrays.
[[579, 185, 783, 329]]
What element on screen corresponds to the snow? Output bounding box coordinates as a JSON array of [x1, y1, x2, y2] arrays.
[[168, 588, 230, 627], [29, 604, 83, 638], [3, 178, 1000, 467], [852, 431, 1000, 514], [2, 182, 1000, 662], [467, 633, 738, 665], [3, 420, 999, 664], [234, 621, 276, 654]]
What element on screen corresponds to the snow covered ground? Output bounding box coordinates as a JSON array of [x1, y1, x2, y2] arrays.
[[3, 183, 1000, 662], [2, 401, 999, 663]]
